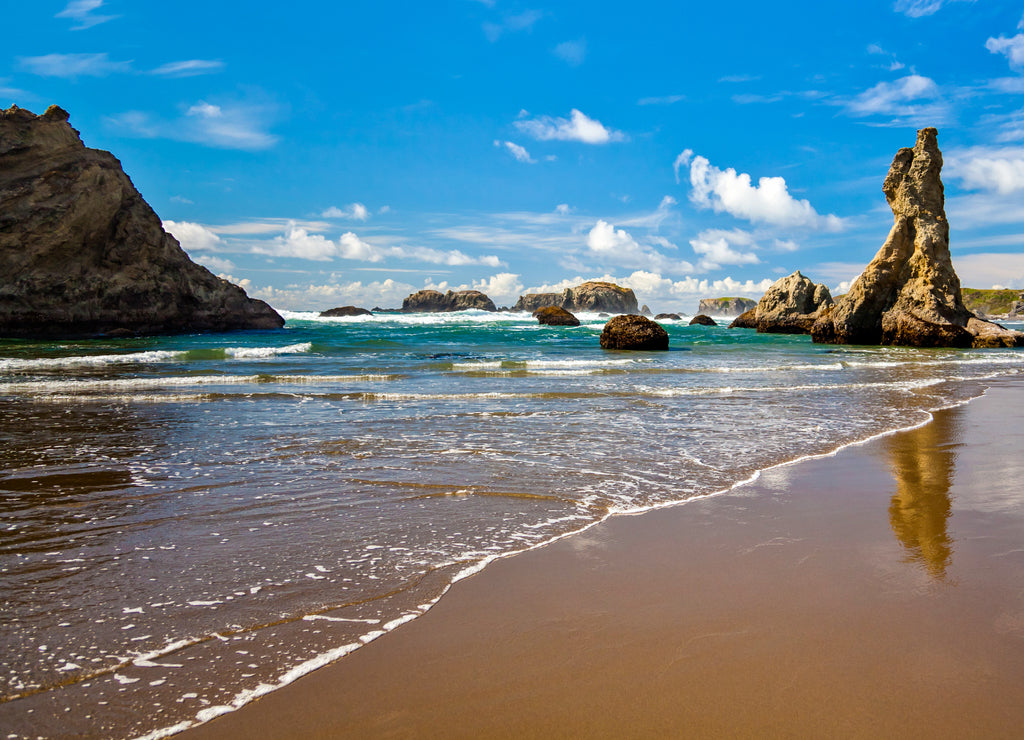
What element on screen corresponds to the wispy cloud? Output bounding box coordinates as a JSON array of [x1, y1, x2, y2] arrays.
[[841, 74, 949, 125], [483, 10, 543, 42], [553, 39, 586, 66], [946, 146, 1024, 194], [893, 0, 974, 18], [108, 99, 280, 151], [514, 109, 626, 145], [19, 52, 131, 78], [637, 94, 685, 106], [150, 60, 225, 78], [56, 0, 118, 30], [494, 140, 535, 163], [986, 33, 1024, 70]]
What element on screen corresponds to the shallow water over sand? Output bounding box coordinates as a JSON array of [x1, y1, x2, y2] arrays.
[[1, 311, 1021, 738]]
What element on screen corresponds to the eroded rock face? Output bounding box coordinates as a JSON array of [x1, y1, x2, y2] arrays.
[[534, 305, 580, 326], [731, 271, 832, 334], [401, 289, 496, 312], [655, 313, 681, 320], [599, 314, 669, 350], [0, 105, 284, 338], [811, 128, 1023, 348], [698, 297, 756, 317], [515, 281, 638, 314], [320, 306, 372, 317]]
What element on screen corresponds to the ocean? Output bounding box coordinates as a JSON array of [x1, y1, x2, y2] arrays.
[[1, 310, 1021, 739]]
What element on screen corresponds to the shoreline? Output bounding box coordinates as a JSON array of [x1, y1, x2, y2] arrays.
[[182, 377, 1024, 739]]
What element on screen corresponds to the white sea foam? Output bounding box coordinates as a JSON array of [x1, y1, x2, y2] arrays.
[[0, 350, 187, 372], [0, 373, 397, 395], [223, 342, 312, 358]]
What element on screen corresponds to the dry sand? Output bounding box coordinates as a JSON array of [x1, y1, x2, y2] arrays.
[[185, 379, 1024, 739]]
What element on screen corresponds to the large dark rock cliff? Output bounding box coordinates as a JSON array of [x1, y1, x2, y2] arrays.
[[514, 281, 638, 314], [0, 105, 283, 338]]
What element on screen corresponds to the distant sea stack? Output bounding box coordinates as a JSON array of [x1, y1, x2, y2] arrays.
[[698, 297, 756, 317], [811, 128, 1024, 348], [729, 271, 833, 334], [514, 281, 638, 314], [401, 289, 496, 312], [0, 105, 283, 339]]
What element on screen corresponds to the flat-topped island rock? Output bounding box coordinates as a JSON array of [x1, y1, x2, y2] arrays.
[[0, 105, 283, 338], [515, 281, 638, 314], [401, 289, 496, 312]]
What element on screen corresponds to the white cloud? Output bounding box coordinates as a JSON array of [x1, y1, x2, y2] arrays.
[[322, 203, 370, 220], [193, 255, 236, 273], [953, 253, 1024, 289], [483, 10, 543, 42], [56, 0, 117, 29], [553, 39, 586, 66], [472, 273, 524, 305], [162, 220, 224, 252], [555, 204, 572, 215], [250, 279, 417, 311], [893, 0, 973, 17], [947, 191, 1024, 227], [107, 99, 279, 151], [494, 140, 535, 163], [638, 95, 685, 106], [585, 220, 695, 274], [19, 53, 131, 78], [673, 149, 693, 184], [150, 60, 225, 78], [843, 75, 947, 124], [946, 146, 1024, 194], [986, 34, 1024, 69], [686, 153, 844, 230], [514, 109, 626, 145], [689, 229, 762, 271]]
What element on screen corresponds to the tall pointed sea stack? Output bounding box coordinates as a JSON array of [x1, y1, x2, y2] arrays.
[[811, 128, 1023, 348], [0, 105, 284, 338]]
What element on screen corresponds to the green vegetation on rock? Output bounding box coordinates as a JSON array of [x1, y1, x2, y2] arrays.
[[961, 288, 1024, 317]]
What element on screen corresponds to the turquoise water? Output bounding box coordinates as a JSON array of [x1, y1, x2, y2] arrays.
[[1, 310, 1021, 739]]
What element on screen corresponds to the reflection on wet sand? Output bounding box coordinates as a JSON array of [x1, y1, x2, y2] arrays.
[[886, 410, 961, 579]]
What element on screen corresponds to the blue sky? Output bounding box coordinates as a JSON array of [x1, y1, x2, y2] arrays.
[[4, 0, 1024, 311]]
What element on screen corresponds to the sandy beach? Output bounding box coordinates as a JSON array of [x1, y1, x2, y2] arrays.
[[183, 378, 1024, 739]]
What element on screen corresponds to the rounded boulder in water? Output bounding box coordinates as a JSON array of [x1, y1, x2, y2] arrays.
[[599, 314, 669, 350]]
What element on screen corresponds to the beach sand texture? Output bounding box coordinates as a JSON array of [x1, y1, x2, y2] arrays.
[[187, 379, 1024, 739]]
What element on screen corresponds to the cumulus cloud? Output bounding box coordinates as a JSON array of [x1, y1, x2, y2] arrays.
[[946, 146, 1024, 194], [986, 34, 1024, 69], [553, 39, 586, 66], [689, 229, 762, 271], [162, 220, 224, 251], [56, 0, 117, 29], [19, 52, 130, 78], [471, 273, 525, 305], [685, 153, 844, 230], [514, 109, 625, 145], [250, 278, 417, 312], [322, 203, 370, 220], [585, 220, 695, 274], [150, 60, 225, 78], [494, 140, 535, 163]]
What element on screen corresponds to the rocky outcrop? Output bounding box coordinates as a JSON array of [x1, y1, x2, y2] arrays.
[[320, 306, 372, 317], [727, 271, 832, 334], [640, 304, 653, 317], [599, 315, 669, 350], [0, 105, 284, 338], [655, 313, 681, 320], [698, 297, 757, 317], [514, 281, 638, 314], [534, 306, 580, 326], [812, 129, 1023, 348], [401, 289, 496, 312], [689, 314, 717, 326]]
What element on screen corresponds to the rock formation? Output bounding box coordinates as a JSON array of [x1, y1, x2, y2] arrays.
[[698, 297, 756, 317], [599, 314, 669, 350], [514, 281, 638, 314], [811, 128, 1024, 348], [689, 314, 717, 326], [655, 313, 681, 320], [534, 305, 580, 326], [640, 304, 653, 317], [320, 306, 372, 317], [401, 289, 496, 312], [0, 105, 284, 338], [728, 271, 832, 334]]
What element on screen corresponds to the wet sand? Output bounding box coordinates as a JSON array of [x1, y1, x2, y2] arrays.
[[185, 379, 1024, 739]]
